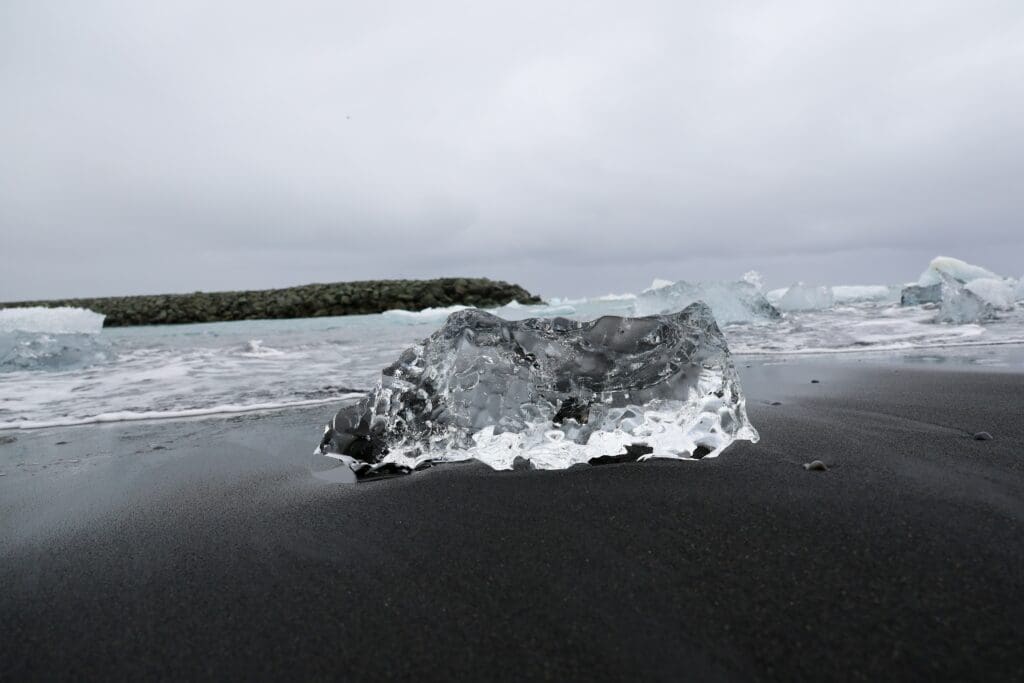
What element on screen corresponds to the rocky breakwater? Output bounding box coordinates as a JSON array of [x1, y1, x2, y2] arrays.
[[0, 278, 543, 327]]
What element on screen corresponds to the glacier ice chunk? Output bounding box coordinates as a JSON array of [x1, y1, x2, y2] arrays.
[[964, 278, 1016, 311], [900, 284, 942, 306], [937, 274, 995, 324], [318, 304, 759, 477], [633, 279, 780, 323], [917, 256, 1001, 287], [777, 283, 835, 311]]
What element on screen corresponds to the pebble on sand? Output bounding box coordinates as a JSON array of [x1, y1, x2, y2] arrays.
[[973, 431, 994, 441], [803, 460, 828, 471]]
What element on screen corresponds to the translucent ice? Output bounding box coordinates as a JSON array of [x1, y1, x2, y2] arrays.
[[964, 278, 1016, 311], [777, 283, 835, 311], [900, 284, 942, 306], [937, 274, 995, 324], [918, 256, 1001, 287], [633, 279, 780, 324], [318, 304, 759, 477]]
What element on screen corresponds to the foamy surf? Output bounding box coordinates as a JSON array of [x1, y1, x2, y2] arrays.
[[0, 395, 364, 431], [1, 258, 1021, 432]]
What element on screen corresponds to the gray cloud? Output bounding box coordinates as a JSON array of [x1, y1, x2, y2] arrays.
[[2, 0, 1023, 300]]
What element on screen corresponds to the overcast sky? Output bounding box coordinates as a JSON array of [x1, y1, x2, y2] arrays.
[[2, 1, 1022, 301]]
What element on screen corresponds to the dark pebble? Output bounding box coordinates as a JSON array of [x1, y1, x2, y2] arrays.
[[803, 460, 828, 471], [810, 380, 820, 384], [973, 431, 993, 441]]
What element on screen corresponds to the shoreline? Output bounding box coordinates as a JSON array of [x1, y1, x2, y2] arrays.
[[0, 277, 542, 326], [1, 359, 1022, 680]]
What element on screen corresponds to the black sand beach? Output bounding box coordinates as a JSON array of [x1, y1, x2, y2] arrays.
[[2, 360, 1022, 681]]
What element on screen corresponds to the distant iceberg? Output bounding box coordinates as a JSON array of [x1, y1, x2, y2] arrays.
[[0, 306, 105, 334], [777, 283, 834, 312], [900, 284, 942, 306], [964, 278, 1016, 311], [917, 256, 1001, 287], [633, 278, 780, 323], [901, 257, 1017, 322]]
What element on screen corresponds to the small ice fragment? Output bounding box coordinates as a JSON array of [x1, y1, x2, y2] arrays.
[[803, 460, 827, 471], [973, 431, 993, 441]]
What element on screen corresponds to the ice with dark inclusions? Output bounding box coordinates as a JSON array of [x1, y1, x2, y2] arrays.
[[318, 303, 758, 478]]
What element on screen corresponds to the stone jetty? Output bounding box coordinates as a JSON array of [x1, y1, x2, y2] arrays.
[[1, 278, 543, 327]]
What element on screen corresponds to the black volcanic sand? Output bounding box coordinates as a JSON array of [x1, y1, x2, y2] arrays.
[[1, 361, 1022, 681]]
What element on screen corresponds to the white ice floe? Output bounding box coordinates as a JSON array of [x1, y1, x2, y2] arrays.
[[964, 278, 1016, 311], [938, 274, 996, 324], [918, 256, 1001, 287], [0, 307, 105, 334]]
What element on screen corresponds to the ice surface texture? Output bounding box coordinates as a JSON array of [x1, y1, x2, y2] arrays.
[[778, 283, 835, 312], [319, 304, 759, 476], [964, 279, 1016, 311], [937, 274, 996, 324], [633, 279, 780, 323], [917, 256, 1000, 287], [900, 284, 942, 306]]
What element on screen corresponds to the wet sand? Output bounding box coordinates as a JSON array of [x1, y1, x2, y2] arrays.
[[1, 361, 1022, 681]]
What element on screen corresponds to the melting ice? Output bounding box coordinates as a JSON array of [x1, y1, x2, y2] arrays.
[[319, 304, 759, 477]]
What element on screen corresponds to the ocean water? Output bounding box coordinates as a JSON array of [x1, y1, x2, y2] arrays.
[[2, 294, 1024, 432]]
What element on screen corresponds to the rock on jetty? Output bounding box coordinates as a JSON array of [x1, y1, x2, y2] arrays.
[[1, 278, 543, 327]]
